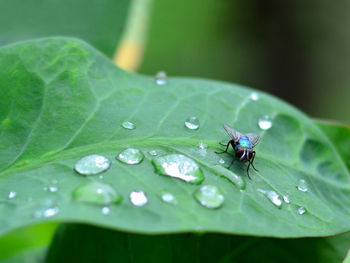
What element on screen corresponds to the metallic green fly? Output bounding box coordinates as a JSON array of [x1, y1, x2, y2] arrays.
[[216, 124, 260, 179]]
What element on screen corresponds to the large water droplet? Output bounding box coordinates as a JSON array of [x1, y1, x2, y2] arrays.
[[116, 148, 144, 165], [184, 116, 200, 130], [298, 206, 307, 215], [161, 191, 177, 205], [122, 121, 136, 130], [101, 206, 111, 215], [250, 92, 259, 101], [155, 71, 167, 85], [212, 165, 245, 189], [283, 195, 290, 204], [74, 154, 111, 175], [194, 185, 224, 209], [73, 182, 122, 205], [152, 154, 204, 184], [258, 189, 282, 207], [258, 115, 272, 130], [130, 191, 148, 206], [8, 191, 17, 199], [297, 179, 308, 192]]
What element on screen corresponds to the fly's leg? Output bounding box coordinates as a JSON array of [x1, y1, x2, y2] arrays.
[[251, 151, 258, 172], [228, 157, 235, 169], [215, 140, 232, 154]]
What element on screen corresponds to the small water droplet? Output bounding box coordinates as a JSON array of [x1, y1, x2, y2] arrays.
[[218, 158, 225, 165], [161, 191, 177, 205], [155, 71, 167, 85], [116, 148, 144, 165], [43, 186, 48, 191], [149, 150, 158, 156], [283, 195, 290, 204], [298, 206, 307, 215], [212, 165, 245, 189], [258, 189, 282, 207], [8, 191, 17, 199], [184, 116, 200, 130], [250, 92, 259, 101], [297, 179, 308, 192], [199, 142, 207, 156], [152, 154, 204, 184], [130, 191, 148, 206], [48, 186, 59, 192], [74, 154, 111, 175], [194, 185, 224, 209], [121, 121, 136, 130], [101, 206, 111, 215], [258, 115, 272, 130], [73, 182, 122, 205], [34, 206, 60, 218]]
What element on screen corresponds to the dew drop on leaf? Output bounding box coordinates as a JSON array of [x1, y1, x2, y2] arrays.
[[73, 182, 122, 205], [155, 71, 167, 85], [116, 148, 144, 165], [48, 186, 59, 192], [258, 115, 272, 130], [149, 150, 158, 156], [297, 179, 308, 192], [8, 191, 17, 199], [121, 121, 136, 130], [129, 191, 148, 207], [212, 165, 245, 189], [152, 154, 204, 184], [298, 206, 307, 215], [283, 195, 290, 204], [74, 154, 111, 176], [161, 191, 177, 205], [184, 116, 200, 130], [34, 206, 60, 219], [194, 185, 224, 209], [250, 92, 259, 101], [258, 189, 283, 207], [101, 206, 110, 215], [218, 158, 225, 165]]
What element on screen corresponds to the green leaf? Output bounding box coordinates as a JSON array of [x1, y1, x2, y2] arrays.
[[45, 224, 350, 263], [0, 38, 350, 238], [315, 119, 350, 171], [0, 0, 131, 57]]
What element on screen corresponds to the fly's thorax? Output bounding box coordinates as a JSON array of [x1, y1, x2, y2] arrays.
[[234, 136, 253, 151]]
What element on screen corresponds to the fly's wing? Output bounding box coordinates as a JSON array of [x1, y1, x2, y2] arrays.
[[245, 133, 261, 147], [223, 124, 242, 143]]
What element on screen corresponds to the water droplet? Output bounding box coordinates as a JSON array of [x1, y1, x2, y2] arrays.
[[8, 191, 17, 199], [283, 195, 290, 204], [74, 154, 111, 176], [194, 185, 224, 209], [212, 165, 245, 189], [155, 71, 167, 85], [258, 115, 272, 130], [148, 150, 158, 156], [218, 158, 225, 165], [34, 206, 60, 218], [199, 142, 207, 156], [298, 206, 307, 215], [130, 191, 148, 207], [184, 116, 200, 130], [258, 189, 282, 207], [98, 175, 104, 180], [250, 92, 259, 101], [73, 182, 122, 205], [121, 121, 136, 130], [48, 186, 59, 192], [116, 148, 144, 165], [297, 179, 308, 192], [152, 154, 204, 184], [161, 191, 177, 205], [101, 206, 110, 215]]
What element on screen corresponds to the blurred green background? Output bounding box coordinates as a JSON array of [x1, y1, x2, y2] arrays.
[[140, 0, 350, 123], [0, 0, 349, 122]]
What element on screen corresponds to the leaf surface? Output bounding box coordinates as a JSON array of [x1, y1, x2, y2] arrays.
[[0, 38, 350, 238]]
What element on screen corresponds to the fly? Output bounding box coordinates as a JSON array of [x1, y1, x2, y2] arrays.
[[216, 124, 260, 179]]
